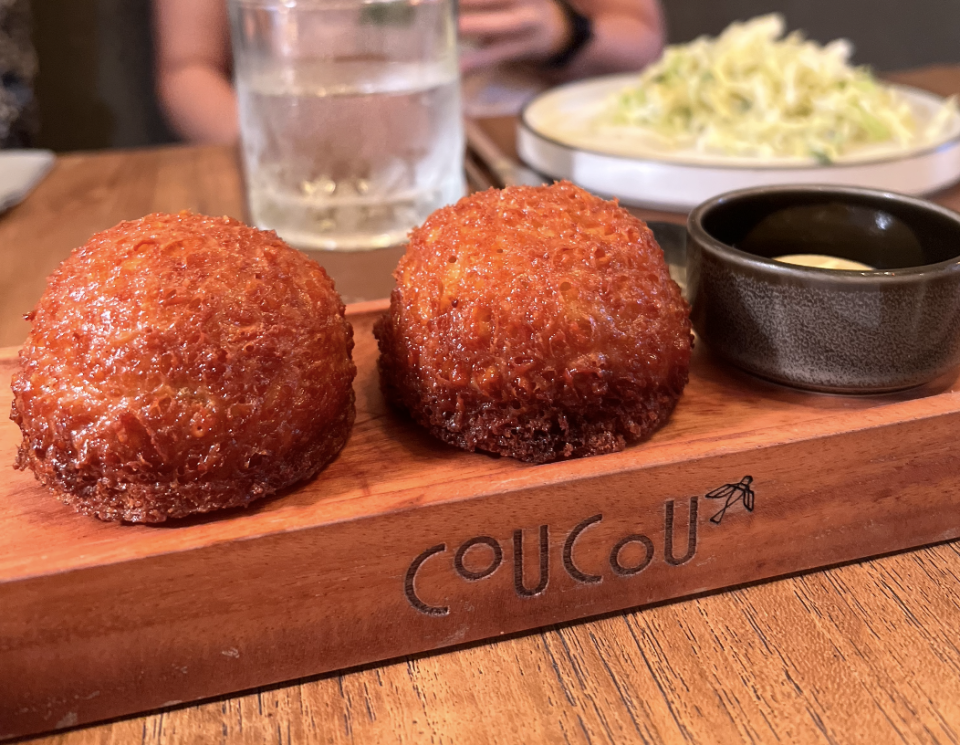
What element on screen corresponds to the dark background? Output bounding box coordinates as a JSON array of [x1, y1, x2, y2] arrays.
[[28, 0, 960, 151], [30, 0, 175, 150], [662, 0, 960, 73]]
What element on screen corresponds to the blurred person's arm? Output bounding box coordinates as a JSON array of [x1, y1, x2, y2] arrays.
[[459, 0, 664, 78], [154, 0, 239, 144]]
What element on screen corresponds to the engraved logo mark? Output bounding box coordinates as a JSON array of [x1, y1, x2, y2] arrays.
[[563, 515, 603, 584], [404, 478, 756, 615], [705, 476, 755, 525], [404, 498, 698, 615], [404, 544, 449, 617]]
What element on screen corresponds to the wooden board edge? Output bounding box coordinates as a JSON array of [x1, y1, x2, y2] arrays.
[[4, 404, 960, 739], [345, 297, 390, 316]]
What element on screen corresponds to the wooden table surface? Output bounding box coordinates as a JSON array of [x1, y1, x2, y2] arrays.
[[5, 66, 960, 745]]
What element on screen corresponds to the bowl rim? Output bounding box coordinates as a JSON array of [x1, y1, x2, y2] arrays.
[[687, 184, 960, 282], [520, 79, 960, 171]]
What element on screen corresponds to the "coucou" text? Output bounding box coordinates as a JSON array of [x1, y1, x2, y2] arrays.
[[404, 497, 700, 616]]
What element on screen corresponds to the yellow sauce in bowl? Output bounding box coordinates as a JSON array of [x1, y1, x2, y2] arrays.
[[774, 254, 875, 271]]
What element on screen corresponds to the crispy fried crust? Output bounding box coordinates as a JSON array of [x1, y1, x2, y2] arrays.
[[11, 212, 356, 522], [375, 182, 692, 463]]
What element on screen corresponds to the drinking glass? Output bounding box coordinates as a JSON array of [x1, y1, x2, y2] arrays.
[[229, 0, 465, 250]]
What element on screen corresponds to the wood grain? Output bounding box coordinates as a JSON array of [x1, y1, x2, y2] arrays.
[[0, 146, 245, 349], [19, 545, 960, 745], [6, 67, 960, 745], [4, 302, 960, 739]]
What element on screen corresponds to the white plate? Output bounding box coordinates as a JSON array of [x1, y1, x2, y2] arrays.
[[517, 75, 960, 211], [0, 150, 55, 214]]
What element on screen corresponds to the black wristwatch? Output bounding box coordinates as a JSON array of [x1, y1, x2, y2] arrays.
[[543, 0, 594, 69]]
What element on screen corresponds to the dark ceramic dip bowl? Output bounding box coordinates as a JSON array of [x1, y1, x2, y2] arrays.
[[686, 185, 960, 393]]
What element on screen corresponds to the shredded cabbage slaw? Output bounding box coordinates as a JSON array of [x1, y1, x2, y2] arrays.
[[599, 15, 957, 162]]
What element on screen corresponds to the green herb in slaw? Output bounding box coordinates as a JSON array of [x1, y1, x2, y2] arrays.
[[599, 14, 957, 162]]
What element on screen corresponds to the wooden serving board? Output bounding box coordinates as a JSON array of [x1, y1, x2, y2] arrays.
[[3, 300, 960, 740]]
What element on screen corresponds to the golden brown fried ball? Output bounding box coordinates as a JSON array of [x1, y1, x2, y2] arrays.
[[11, 212, 356, 522], [375, 182, 692, 463]]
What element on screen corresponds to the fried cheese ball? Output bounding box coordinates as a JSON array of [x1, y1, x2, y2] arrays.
[[375, 182, 692, 463], [11, 212, 356, 522]]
